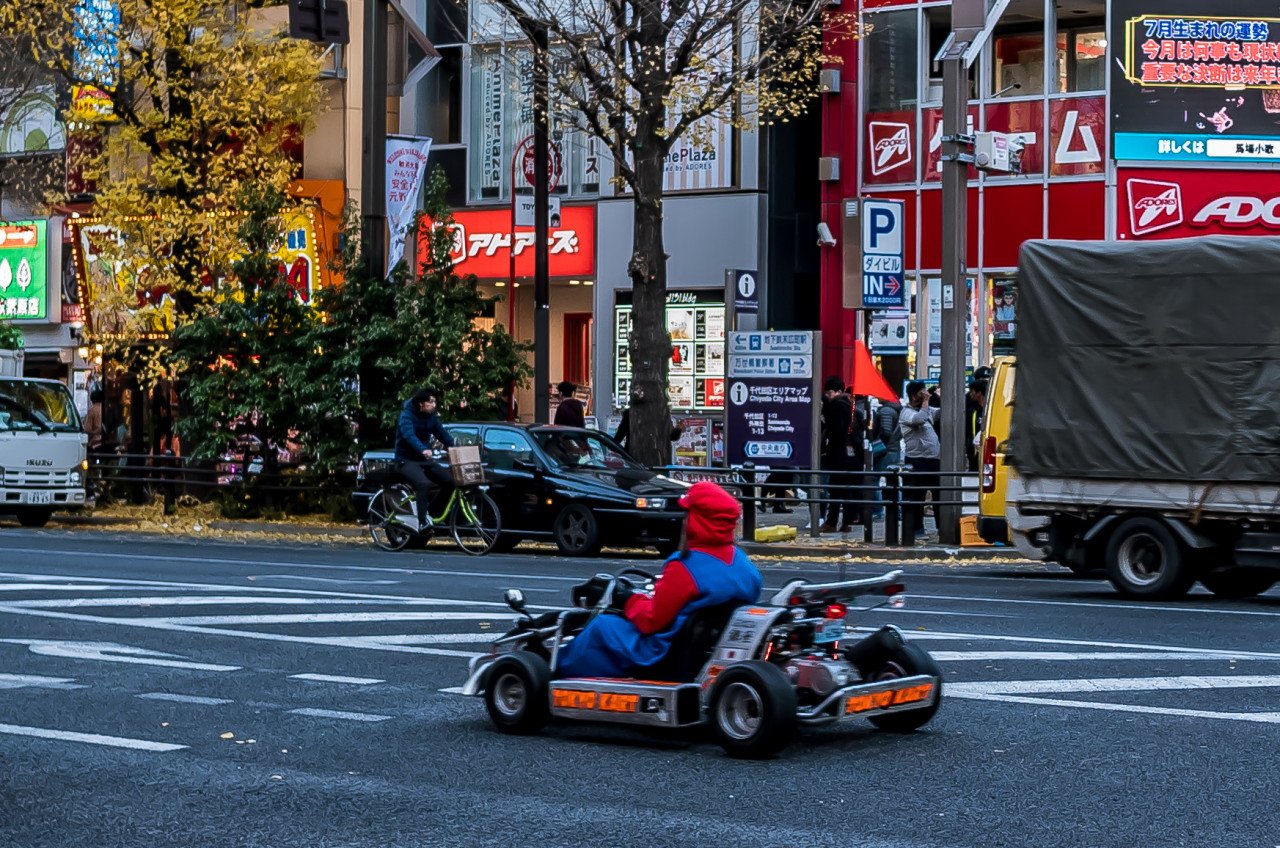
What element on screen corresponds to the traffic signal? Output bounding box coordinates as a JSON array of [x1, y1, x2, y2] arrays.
[[289, 0, 349, 44]]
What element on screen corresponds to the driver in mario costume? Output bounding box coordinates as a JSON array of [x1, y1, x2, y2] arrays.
[[556, 481, 764, 679]]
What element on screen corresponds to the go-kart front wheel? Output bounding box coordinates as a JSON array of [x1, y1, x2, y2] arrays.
[[708, 661, 797, 759], [484, 652, 551, 735], [867, 643, 943, 733]]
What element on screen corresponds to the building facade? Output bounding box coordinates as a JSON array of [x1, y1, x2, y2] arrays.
[[820, 0, 1280, 382]]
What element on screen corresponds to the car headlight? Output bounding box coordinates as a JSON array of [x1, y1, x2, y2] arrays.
[[635, 497, 667, 510], [69, 471, 82, 487]]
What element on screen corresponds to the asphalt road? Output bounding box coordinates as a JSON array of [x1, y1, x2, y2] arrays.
[[0, 530, 1277, 848]]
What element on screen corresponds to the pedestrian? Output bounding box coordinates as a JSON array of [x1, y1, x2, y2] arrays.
[[965, 378, 988, 472], [820, 376, 859, 533], [900, 381, 941, 538], [83, 389, 104, 452], [871, 393, 902, 518], [553, 381, 585, 427]]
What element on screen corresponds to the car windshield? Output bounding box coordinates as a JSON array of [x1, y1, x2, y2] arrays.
[[0, 379, 80, 434], [533, 431, 643, 470]]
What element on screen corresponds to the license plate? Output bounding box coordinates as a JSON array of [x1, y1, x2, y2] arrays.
[[22, 491, 54, 505], [813, 618, 844, 644]]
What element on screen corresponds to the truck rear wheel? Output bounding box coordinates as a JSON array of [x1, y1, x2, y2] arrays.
[[1105, 517, 1195, 600], [16, 508, 53, 528]]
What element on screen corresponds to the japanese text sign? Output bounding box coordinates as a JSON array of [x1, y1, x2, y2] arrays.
[[0, 220, 48, 322]]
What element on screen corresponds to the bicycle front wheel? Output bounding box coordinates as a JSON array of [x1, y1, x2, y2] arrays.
[[451, 489, 502, 556], [368, 485, 416, 552]]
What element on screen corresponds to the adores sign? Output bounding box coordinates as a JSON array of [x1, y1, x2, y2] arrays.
[[1118, 168, 1280, 239]]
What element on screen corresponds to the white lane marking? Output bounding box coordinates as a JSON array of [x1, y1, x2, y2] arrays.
[[0, 673, 85, 690], [136, 692, 234, 706], [438, 686, 465, 694], [1, 551, 583, 583], [950, 692, 1280, 725], [342, 633, 499, 645], [851, 627, 1280, 661], [0, 640, 241, 672], [0, 605, 484, 660], [148, 612, 507, 626], [1, 596, 445, 610], [949, 675, 1280, 696], [864, 609, 1016, 619], [932, 651, 1271, 662], [288, 708, 392, 722], [912, 592, 1280, 619], [0, 584, 135, 592], [251, 575, 401, 585], [289, 673, 384, 685], [0, 722, 188, 751], [0, 571, 516, 607]]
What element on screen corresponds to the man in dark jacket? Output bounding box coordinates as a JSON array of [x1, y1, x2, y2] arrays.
[[965, 379, 988, 472], [820, 376, 859, 532], [394, 386, 455, 528], [553, 381, 586, 427]]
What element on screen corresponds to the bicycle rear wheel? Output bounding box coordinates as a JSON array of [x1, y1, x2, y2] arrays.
[[451, 488, 502, 555], [368, 485, 417, 552]]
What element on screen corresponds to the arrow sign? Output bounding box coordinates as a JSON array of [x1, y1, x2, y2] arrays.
[[0, 225, 38, 247], [0, 640, 242, 672]]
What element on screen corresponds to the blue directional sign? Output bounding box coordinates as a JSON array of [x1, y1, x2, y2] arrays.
[[745, 441, 794, 459], [861, 198, 906, 309]]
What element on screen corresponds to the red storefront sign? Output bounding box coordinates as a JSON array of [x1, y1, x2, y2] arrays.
[[1117, 169, 1280, 239], [922, 105, 979, 182], [1049, 96, 1105, 177], [864, 111, 915, 185], [984, 100, 1044, 174], [419, 205, 596, 278]]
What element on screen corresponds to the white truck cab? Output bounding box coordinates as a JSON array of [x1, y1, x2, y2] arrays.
[[0, 374, 88, 527]]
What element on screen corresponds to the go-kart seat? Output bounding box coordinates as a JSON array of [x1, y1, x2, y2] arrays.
[[636, 601, 741, 682]]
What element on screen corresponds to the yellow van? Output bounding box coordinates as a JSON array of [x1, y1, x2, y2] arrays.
[[977, 357, 1016, 544]]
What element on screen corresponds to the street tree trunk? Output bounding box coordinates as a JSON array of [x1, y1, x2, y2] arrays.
[[625, 143, 672, 469]]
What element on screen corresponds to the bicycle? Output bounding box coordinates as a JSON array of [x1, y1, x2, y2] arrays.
[[366, 480, 502, 555]]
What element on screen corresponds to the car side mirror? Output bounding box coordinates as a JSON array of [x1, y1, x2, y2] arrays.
[[504, 588, 528, 614]]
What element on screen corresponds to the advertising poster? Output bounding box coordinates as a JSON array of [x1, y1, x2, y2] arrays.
[[613, 290, 726, 412], [992, 281, 1018, 341], [924, 277, 976, 379], [0, 221, 48, 321], [1112, 1, 1280, 163]]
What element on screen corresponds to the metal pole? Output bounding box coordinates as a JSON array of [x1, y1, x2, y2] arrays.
[[508, 154, 518, 421], [532, 25, 551, 425], [360, 0, 388, 279], [938, 44, 973, 546]]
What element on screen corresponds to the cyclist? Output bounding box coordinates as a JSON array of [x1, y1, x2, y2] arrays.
[[394, 386, 455, 529]]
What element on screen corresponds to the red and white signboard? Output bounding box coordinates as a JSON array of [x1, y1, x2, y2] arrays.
[[864, 112, 915, 185], [419, 205, 595, 278], [1117, 169, 1280, 240]]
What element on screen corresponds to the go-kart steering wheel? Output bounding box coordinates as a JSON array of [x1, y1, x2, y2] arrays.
[[615, 568, 657, 589]]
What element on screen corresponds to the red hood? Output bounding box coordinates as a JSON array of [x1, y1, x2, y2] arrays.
[[678, 482, 741, 549]]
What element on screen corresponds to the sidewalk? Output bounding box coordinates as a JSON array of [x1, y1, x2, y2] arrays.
[[34, 501, 1030, 562]]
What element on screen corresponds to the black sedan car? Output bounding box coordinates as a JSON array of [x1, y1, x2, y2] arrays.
[[353, 423, 690, 556]]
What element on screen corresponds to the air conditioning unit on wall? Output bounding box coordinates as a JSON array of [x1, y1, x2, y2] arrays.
[[819, 68, 841, 93]]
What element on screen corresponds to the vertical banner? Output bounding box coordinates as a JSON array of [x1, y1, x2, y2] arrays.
[[385, 135, 432, 275]]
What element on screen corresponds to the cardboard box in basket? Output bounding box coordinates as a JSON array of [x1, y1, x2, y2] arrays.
[[447, 445, 485, 487]]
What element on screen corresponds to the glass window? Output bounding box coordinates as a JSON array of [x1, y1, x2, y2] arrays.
[[415, 46, 462, 144], [922, 5, 975, 104], [1053, 2, 1106, 94], [989, 0, 1045, 97], [448, 426, 481, 446], [864, 9, 919, 113], [482, 428, 535, 470], [423, 0, 466, 45], [532, 430, 640, 471], [0, 379, 80, 432]]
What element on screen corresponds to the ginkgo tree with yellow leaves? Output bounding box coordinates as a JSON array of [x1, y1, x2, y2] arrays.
[[483, 0, 860, 465], [0, 0, 323, 342]]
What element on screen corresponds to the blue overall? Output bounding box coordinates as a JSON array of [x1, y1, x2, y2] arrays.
[[556, 550, 763, 679]]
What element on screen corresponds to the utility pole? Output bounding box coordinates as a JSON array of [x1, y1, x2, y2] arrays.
[[936, 0, 985, 545], [532, 24, 551, 424], [361, 0, 388, 279]]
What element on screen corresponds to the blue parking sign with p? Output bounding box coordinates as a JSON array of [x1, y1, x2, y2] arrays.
[[861, 199, 905, 310]]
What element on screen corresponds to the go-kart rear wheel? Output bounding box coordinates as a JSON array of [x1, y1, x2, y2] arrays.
[[484, 652, 551, 735], [867, 643, 943, 733], [708, 661, 796, 759]]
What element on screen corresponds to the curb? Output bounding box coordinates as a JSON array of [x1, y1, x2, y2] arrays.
[[739, 542, 1024, 561]]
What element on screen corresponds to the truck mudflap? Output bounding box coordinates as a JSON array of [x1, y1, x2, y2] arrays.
[[548, 679, 703, 727], [797, 674, 940, 723]]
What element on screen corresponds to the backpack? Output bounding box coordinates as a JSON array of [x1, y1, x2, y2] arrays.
[[876, 404, 901, 448]]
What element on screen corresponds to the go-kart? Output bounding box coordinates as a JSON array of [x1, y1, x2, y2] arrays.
[[461, 567, 942, 758]]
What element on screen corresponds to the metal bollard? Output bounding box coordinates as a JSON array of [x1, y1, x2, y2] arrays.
[[900, 465, 916, 548], [740, 462, 757, 541], [884, 466, 901, 547]]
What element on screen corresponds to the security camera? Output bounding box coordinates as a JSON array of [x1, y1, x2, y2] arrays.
[[816, 222, 837, 247]]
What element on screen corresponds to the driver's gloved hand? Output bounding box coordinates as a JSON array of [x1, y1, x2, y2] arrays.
[[610, 583, 634, 610]]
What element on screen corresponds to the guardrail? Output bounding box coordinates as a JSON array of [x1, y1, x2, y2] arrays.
[[655, 463, 979, 548]]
